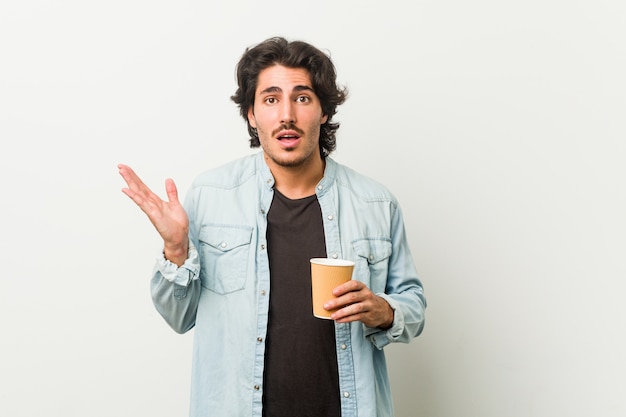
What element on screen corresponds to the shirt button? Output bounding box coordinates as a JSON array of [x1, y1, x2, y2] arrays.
[[343, 392, 350, 398], [369, 255, 374, 261], [340, 344, 347, 350], [257, 337, 263, 343], [260, 290, 266, 296], [254, 385, 260, 391], [260, 209, 265, 214], [220, 242, 227, 248], [317, 185, 323, 190], [260, 244, 265, 250], [331, 253, 338, 259], [327, 215, 334, 220]]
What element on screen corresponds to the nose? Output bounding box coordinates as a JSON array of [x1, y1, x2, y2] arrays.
[[280, 100, 296, 125]]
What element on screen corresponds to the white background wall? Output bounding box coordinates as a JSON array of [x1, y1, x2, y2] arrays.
[[1, 1, 624, 416]]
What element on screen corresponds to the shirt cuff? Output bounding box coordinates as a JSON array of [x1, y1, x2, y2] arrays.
[[155, 240, 200, 287], [363, 293, 404, 350]]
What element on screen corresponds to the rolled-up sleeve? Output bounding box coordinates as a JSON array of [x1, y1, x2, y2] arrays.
[[364, 203, 427, 349], [150, 241, 202, 334]]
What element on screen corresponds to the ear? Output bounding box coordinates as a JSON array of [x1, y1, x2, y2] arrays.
[[321, 113, 328, 124], [247, 108, 257, 128]]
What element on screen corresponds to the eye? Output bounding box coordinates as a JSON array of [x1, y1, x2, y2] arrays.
[[265, 97, 277, 104], [296, 95, 311, 103]]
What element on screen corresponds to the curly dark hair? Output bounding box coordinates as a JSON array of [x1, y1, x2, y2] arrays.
[[230, 37, 348, 158]]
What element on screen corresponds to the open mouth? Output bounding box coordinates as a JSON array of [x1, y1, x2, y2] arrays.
[[276, 129, 302, 145], [278, 133, 300, 141]]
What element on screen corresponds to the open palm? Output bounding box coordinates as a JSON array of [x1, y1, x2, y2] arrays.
[[118, 164, 189, 264]]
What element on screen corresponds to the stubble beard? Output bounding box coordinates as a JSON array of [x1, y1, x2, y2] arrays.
[[265, 145, 319, 168], [261, 123, 321, 168]]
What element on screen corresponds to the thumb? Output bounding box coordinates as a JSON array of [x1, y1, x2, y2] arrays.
[[164, 178, 180, 204]]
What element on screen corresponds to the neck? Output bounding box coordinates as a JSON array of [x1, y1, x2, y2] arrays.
[[265, 154, 325, 199]]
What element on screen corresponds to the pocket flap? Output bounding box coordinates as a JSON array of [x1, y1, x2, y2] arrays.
[[352, 238, 392, 264], [199, 224, 253, 252]]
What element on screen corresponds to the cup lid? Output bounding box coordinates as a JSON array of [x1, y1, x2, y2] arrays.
[[310, 258, 355, 267]]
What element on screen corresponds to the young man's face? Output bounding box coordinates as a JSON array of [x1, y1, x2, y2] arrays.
[[248, 65, 328, 169]]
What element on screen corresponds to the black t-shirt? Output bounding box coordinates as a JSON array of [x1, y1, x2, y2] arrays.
[[262, 190, 341, 417]]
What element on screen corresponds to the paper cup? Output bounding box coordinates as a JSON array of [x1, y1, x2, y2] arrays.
[[310, 258, 355, 319]]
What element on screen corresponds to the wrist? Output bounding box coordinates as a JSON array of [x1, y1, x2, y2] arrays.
[[163, 242, 189, 267], [379, 300, 395, 330]]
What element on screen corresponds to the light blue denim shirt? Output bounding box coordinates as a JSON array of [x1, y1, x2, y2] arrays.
[[151, 152, 426, 417]]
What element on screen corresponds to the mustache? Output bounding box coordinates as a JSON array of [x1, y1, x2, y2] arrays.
[[272, 123, 305, 137]]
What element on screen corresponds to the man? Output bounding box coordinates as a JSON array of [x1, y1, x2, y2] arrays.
[[118, 37, 426, 417]]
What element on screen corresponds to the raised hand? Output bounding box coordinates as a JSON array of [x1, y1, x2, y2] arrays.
[[118, 164, 189, 266]]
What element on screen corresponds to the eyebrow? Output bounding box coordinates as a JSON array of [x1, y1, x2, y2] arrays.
[[259, 85, 315, 95]]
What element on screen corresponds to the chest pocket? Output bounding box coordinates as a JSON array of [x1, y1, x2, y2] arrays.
[[352, 238, 392, 294], [198, 224, 253, 294]]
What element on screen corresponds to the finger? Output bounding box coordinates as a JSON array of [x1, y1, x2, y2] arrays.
[[120, 186, 153, 213], [332, 279, 363, 296], [164, 178, 180, 204], [331, 302, 368, 322], [117, 163, 136, 183], [119, 178, 160, 213], [118, 165, 163, 207], [118, 164, 147, 192], [325, 290, 362, 311]]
